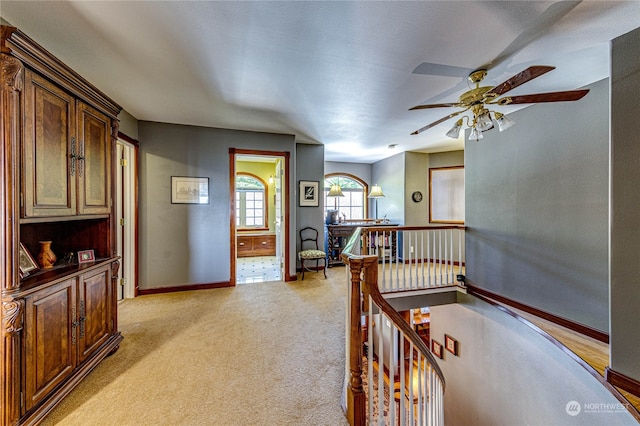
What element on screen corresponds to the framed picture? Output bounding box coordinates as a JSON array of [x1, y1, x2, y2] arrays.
[[431, 339, 443, 359], [429, 166, 465, 224], [19, 243, 39, 278], [299, 180, 319, 207], [445, 334, 459, 356], [78, 249, 95, 264], [171, 176, 209, 204]]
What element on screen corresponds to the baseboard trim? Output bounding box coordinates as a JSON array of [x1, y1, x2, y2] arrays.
[[606, 367, 640, 398], [138, 281, 232, 295], [466, 282, 609, 344]]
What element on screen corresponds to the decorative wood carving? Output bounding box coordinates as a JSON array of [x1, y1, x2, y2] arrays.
[[2, 300, 23, 334], [3, 299, 24, 425], [1, 53, 23, 91]]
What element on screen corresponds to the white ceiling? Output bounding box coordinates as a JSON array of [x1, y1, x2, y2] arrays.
[[2, 1, 639, 163]]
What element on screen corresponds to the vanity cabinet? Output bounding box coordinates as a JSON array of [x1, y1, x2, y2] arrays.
[[1, 25, 122, 425], [237, 234, 276, 257]]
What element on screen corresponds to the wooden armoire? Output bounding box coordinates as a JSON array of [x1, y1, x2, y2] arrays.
[[1, 25, 123, 425]]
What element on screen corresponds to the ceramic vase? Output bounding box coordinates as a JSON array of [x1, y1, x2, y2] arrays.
[[37, 241, 57, 269]]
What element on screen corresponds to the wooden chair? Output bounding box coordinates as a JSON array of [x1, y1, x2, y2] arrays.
[[298, 226, 327, 279]]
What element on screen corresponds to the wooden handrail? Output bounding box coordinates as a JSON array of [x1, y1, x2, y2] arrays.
[[342, 251, 446, 425], [358, 254, 446, 388]]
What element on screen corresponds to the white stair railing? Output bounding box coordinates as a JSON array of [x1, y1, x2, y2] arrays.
[[341, 254, 445, 426], [361, 226, 465, 293]]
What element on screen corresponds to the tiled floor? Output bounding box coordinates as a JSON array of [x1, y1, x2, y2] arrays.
[[236, 256, 281, 284]]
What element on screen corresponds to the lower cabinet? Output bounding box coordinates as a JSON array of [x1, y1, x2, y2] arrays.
[[24, 279, 76, 411], [21, 262, 119, 417], [237, 234, 276, 257]]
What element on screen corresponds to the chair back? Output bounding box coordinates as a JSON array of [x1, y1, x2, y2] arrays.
[[299, 227, 320, 251]]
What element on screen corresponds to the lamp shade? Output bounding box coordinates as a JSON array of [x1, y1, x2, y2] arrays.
[[368, 184, 385, 198], [327, 184, 344, 197]]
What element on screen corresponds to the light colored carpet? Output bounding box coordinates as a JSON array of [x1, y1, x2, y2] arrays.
[[41, 267, 349, 426]]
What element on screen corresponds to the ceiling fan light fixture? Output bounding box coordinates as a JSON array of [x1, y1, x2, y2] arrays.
[[476, 111, 494, 132], [469, 126, 483, 141], [495, 112, 515, 132], [446, 119, 463, 139]]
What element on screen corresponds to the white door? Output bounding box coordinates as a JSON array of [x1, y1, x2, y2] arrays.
[[116, 140, 137, 299]]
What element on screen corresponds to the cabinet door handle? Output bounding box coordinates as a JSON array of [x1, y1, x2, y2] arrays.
[[261, 241, 267, 245], [239, 242, 245, 246], [79, 300, 86, 339], [69, 137, 77, 176], [78, 142, 85, 177]]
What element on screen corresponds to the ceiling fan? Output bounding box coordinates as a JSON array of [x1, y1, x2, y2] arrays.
[[409, 66, 589, 140]]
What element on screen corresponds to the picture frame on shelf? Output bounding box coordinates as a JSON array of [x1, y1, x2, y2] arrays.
[[299, 180, 319, 207], [19, 243, 39, 278], [171, 176, 209, 204], [445, 334, 459, 356], [431, 339, 443, 359], [78, 249, 96, 264]]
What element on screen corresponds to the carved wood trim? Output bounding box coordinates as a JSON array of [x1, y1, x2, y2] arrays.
[[3, 299, 24, 425], [2, 300, 23, 334], [1, 53, 23, 293], [1, 53, 23, 91]]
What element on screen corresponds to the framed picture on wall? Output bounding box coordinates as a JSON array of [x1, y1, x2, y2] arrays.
[[171, 176, 209, 204], [299, 180, 319, 207], [431, 339, 443, 359], [445, 334, 459, 356], [429, 166, 465, 223]]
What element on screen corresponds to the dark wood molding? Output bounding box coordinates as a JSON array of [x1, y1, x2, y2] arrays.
[[606, 367, 640, 398], [138, 281, 232, 295], [117, 131, 139, 147], [229, 148, 291, 285], [466, 281, 609, 343]]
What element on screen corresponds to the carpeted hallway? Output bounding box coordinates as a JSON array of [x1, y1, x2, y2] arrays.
[[41, 267, 349, 426]]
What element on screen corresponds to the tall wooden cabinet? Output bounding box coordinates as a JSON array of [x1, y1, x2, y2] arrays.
[[1, 25, 123, 425]]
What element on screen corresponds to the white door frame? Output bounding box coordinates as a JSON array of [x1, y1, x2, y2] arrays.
[[116, 139, 137, 299]]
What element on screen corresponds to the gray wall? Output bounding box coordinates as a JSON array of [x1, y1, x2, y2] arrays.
[[465, 78, 609, 332], [404, 150, 464, 226], [431, 294, 637, 426], [118, 109, 139, 140], [138, 121, 296, 289], [295, 143, 325, 265], [371, 153, 405, 223], [324, 161, 372, 186], [610, 27, 640, 381]]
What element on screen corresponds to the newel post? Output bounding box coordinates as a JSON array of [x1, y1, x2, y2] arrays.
[[346, 256, 366, 426]]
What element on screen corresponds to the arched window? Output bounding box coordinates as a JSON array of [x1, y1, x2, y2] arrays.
[[324, 173, 368, 220], [236, 173, 268, 229]]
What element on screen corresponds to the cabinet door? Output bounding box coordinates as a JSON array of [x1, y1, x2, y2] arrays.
[[77, 266, 111, 363], [23, 279, 76, 411], [77, 101, 112, 215], [23, 70, 77, 217]]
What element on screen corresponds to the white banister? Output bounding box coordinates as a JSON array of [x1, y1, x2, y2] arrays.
[[361, 226, 465, 294]]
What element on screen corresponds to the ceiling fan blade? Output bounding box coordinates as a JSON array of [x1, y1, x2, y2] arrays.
[[498, 89, 589, 105], [411, 110, 466, 135], [412, 62, 472, 77], [409, 103, 460, 111], [487, 65, 556, 97]]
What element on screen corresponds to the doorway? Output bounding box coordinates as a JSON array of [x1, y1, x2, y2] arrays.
[[116, 138, 138, 299], [229, 149, 290, 285]]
